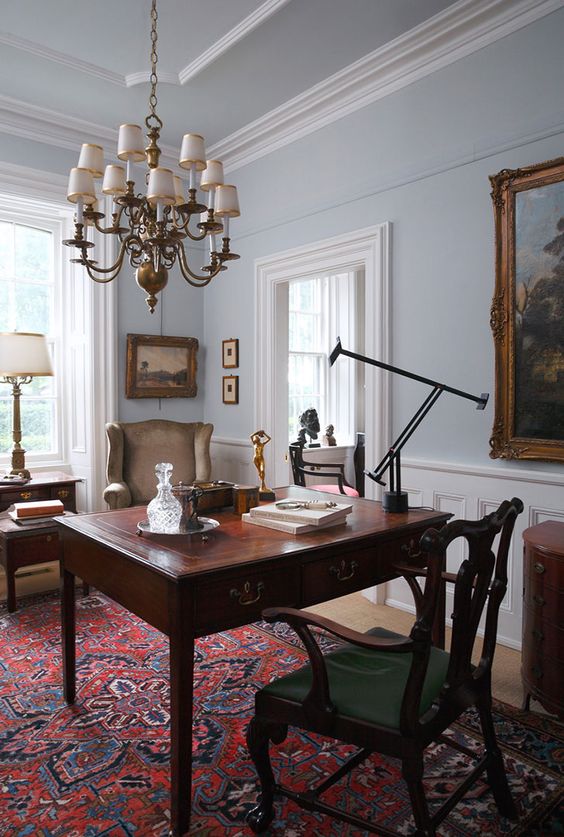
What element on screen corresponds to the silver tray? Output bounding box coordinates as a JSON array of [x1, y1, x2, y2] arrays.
[[137, 517, 220, 536]]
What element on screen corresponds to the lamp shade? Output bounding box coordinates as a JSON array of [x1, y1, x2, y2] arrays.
[[77, 143, 104, 178], [67, 168, 96, 205], [173, 175, 185, 206], [200, 160, 224, 192], [117, 124, 145, 162], [215, 185, 240, 217], [179, 134, 207, 171], [102, 164, 127, 196], [0, 332, 54, 377], [147, 167, 176, 206]]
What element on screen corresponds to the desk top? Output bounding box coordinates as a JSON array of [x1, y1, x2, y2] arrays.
[[58, 487, 449, 582]]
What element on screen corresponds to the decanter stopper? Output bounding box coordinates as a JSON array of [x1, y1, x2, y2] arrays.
[[147, 462, 182, 533]]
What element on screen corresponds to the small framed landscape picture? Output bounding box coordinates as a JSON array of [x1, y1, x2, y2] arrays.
[[126, 333, 198, 398], [222, 338, 239, 369], [223, 375, 239, 404]]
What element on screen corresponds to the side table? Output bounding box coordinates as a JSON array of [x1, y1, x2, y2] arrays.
[[522, 520, 564, 719], [0, 472, 85, 613]]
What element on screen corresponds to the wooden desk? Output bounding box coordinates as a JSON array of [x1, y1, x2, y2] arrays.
[[58, 487, 449, 836]]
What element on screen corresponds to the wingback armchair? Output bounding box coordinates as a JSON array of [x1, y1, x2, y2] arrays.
[[103, 419, 213, 509]]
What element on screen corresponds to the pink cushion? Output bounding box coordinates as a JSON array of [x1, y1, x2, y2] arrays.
[[311, 484, 359, 497]]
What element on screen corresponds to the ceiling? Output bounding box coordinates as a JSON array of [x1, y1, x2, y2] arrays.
[[0, 0, 459, 154]]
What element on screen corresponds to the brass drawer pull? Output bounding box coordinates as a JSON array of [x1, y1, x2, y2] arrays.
[[20, 491, 32, 500], [46, 535, 53, 543], [533, 594, 545, 606], [329, 559, 358, 582], [230, 581, 264, 606], [401, 539, 422, 560], [534, 562, 546, 575], [532, 629, 544, 641], [532, 665, 543, 679], [57, 489, 70, 499]]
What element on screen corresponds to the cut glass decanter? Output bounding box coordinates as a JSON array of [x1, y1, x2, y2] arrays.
[[147, 462, 182, 533]]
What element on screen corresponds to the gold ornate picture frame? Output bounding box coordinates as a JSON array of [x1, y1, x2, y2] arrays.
[[126, 334, 198, 398], [489, 156, 564, 462]]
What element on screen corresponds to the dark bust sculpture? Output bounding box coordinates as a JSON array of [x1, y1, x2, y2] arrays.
[[295, 407, 321, 447]]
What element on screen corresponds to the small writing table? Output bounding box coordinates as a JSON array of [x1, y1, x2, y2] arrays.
[[58, 486, 450, 836]]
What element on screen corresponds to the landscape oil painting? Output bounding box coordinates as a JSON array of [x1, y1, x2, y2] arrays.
[[126, 334, 198, 398], [490, 157, 564, 462]]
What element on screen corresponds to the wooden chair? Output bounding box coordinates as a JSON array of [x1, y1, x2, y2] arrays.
[[246, 497, 524, 836], [288, 443, 359, 497]]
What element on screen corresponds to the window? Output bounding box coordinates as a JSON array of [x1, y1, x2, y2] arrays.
[[0, 211, 62, 462], [288, 271, 361, 445]]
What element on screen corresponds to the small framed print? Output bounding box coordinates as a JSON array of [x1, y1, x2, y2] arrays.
[[222, 338, 239, 369], [223, 375, 239, 404]]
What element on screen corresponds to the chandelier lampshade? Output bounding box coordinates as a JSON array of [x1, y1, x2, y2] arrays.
[[63, 0, 240, 313]]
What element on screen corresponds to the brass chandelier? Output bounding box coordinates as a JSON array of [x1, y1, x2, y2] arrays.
[[64, 0, 240, 313]]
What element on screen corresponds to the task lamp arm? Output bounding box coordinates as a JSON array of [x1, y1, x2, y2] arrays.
[[329, 338, 489, 512]]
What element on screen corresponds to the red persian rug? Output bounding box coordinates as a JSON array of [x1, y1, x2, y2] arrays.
[[0, 591, 562, 836]]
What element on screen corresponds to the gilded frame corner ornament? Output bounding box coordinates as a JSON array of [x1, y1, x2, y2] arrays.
[[489, 156, 564, 462]]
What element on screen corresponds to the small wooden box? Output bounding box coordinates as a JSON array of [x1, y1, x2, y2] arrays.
[[194, 481, 234, 511]]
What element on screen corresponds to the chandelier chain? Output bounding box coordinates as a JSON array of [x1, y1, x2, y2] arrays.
[[147, 0, 162, 130]]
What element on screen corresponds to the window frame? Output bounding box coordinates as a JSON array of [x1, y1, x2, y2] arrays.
[[0, 202, 65, 466]]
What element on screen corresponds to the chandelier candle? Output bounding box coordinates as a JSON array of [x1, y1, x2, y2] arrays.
[[63, 0, 240, 313]]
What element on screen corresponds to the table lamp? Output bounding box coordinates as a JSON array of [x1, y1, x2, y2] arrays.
[[0, 332, 54, 479]]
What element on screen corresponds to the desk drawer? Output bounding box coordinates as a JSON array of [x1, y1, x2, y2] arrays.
[[9, 531, 60, 569], [301, 528, 430, 605], [49, 485, 77, 512], [194, 565, 300, 635], [0, 487, 51, 510]]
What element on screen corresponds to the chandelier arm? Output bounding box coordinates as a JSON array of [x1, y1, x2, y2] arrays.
[[177, 242, 218, 287], [80, 237, 129, 282]]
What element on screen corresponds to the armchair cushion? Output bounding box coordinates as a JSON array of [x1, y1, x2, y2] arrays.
[[104, 419, 213, 508], [261, 627, 450, 730]]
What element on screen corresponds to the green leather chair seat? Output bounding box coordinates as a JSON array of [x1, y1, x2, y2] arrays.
[[261, 627, 451, 730]]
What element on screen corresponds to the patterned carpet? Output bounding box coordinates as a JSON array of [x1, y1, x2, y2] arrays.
[[0, 591, 562, 836]]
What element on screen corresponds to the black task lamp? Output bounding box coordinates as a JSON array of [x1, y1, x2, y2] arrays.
[[329, 339, 488, 513]]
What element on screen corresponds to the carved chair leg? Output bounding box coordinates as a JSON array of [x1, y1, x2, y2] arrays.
[[402, 755, 435, 836], [246, 715, 288, 833], [477, 699, 518, 821]]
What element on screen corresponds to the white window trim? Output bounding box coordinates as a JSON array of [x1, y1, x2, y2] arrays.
[[255, 223, 391, 496], [0, 163, 118, 511]]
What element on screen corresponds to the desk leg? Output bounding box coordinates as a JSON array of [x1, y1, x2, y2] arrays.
[[61, 567, 76, 704], [169, 595, 194, 836]]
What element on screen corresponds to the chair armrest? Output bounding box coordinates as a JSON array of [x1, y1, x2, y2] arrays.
[[393, 564, 458, 585], [103, 482, 132, 510], [262, 606, 413, 653]]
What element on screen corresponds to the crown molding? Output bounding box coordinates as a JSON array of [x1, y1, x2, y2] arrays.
[[1, 0, 291, 91], [210, 0, 564, 170], [125, 71, 180, 88], [0, 160, 68, 204], [0, 93, 179, 166], [178, 0, 292, 84], [0, 0, 561, 174], [0, 31, 125, 86]]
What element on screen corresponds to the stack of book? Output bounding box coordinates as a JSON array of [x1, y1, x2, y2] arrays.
[[9, 499, 65, 526], [242, 500, 353, 534]]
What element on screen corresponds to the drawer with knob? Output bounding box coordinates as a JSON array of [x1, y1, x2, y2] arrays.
[[194, 565, 300, 635], [301, 528, 431, 605]]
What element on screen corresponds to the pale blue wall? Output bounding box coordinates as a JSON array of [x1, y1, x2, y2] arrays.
[[1, 7, 563, 469], [202, 7, 564, 473]]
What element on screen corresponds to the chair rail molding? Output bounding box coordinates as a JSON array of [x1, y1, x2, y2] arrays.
[[255, 223, 391, 495]]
